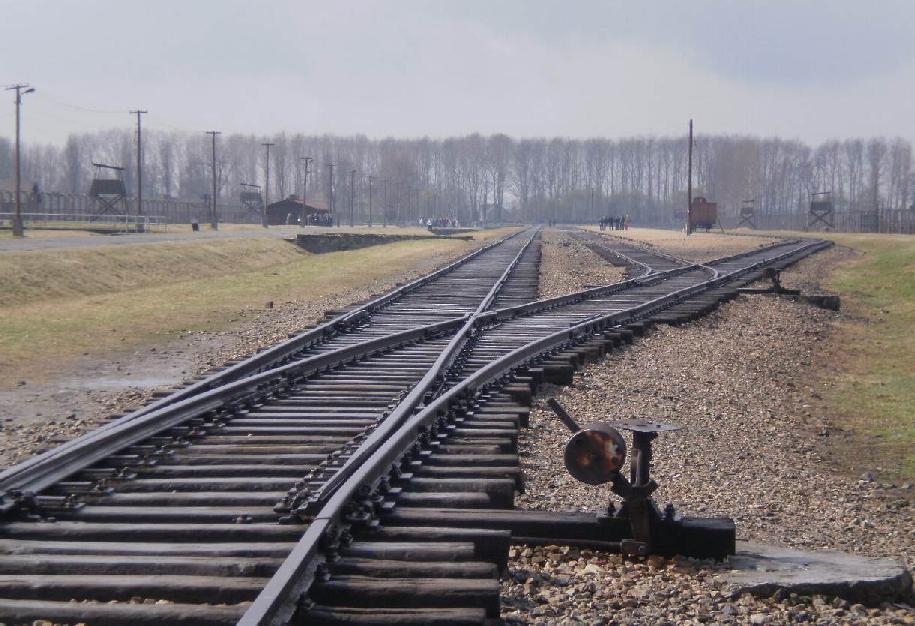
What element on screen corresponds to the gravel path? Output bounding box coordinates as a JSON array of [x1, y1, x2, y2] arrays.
[[505, 247, 914, 624], [539, 229, 626, 298]]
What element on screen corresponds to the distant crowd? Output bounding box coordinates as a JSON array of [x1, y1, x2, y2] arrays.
[[308, 212, 334, 226], [421, 217, 461, 228], [286, 212, 334, 226], [598, 215, 629, 231]]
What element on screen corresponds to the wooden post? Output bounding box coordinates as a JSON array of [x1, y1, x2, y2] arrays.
[[687, 119, 693, 235]]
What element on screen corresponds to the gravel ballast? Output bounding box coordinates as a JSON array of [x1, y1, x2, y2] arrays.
[[505, 239, 913, 624], [539, 230, 625, 298]]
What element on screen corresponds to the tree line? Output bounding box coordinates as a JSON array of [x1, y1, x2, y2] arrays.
[[1, 130, 911, 225]]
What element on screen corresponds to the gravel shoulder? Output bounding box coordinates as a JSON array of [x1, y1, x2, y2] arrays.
[[505, 240, 913, 624], [539, 229, 626, 298]]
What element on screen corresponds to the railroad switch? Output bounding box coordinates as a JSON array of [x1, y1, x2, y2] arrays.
[[737, 268, 800, 296], [550, 399, 735, 560], [737, 268, 840, 311]]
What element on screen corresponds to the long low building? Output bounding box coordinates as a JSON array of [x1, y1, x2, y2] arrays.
[[265, 196, 332, 225]]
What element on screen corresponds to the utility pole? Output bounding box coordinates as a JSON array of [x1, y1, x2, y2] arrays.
[[6, 84, 35, 237], [686, 118, 693, 236], [130, 109, 147, 216], [326, 163, 336, 226], [382, 178, 389, 227], [261, 142, 274, 228], [368, 175, 374, 227], [299, 157, 312, 226], [349, 169, 356, 227], [205, 131, 221, 230]]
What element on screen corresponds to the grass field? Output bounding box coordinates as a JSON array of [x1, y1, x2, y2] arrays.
[[0, 227, 517, 385], [815, 233, 915, 480]]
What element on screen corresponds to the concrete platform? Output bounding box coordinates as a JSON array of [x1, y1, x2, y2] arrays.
[[725, 541, 913, 605]]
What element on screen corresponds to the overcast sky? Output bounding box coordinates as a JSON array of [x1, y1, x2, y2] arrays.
[[2, 0, 914, 145]]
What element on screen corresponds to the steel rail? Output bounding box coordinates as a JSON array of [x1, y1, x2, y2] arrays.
[[239, 231, 540, 626], [290, 230, 539, 514], [0, 233, 822, 622], [239, 237, 830, 625], [147, 229, 529, 400], [580, 237, 659, 278], [112, 228, 527, 419], [481, 237, 825, 326], [0, 229, 532, 499], [0, 317, 468, 502], [580, 229, 722, 279], [0, 229, 539, 501]]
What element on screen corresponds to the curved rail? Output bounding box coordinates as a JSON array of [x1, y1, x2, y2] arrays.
[[0, 229, 534, 499], [240, 237, 831, 624], [290, 230, 539, 514], [0, 228, 541, 624]]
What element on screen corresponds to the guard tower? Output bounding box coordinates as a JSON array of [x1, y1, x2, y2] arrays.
[[89, 162, 128, 219], [808, 191, 834, 231], [240, 183, 264, 221], [738, 199, 756, 229]]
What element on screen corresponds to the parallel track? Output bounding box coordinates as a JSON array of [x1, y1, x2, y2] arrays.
[[0, 230, 541, 624], [0, 229, 831, 624], [243, 234, 832, 625]]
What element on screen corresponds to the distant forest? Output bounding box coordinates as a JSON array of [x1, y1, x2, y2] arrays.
[[1, 130, 911, 225]]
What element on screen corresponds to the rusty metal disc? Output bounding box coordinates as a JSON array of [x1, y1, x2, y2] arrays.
[[564, 423, 627, 485]]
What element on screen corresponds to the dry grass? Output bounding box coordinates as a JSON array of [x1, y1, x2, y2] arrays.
[[0, 228, 518, 386], [735, 229, 915, 480], [812, 233, 914, 479], [0, 239, 305, 307]]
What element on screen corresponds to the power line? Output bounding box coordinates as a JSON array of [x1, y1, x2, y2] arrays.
[[32, 90, 125, 115]]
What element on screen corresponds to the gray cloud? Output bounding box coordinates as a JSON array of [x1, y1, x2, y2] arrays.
[[2, 0, 913, 144]]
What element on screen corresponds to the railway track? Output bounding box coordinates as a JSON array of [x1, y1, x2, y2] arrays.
[[0, 229, 831, 624], [0, 229, 541, 624], [242, 233, 832, 625], [0, 229, 538, 499]]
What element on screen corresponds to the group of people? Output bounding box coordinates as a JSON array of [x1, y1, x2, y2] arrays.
[[285, 212, 335, 226], [598, 215, 629, 231], [304, 212, 334, 226], [420, 216, 460, 228]]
